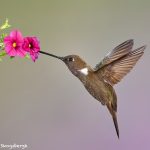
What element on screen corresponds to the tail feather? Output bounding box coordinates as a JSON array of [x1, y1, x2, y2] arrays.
[[107, 104, 119, 138], [112, 112, 119, 138]]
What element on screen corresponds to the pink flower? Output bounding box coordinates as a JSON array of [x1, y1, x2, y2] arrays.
[[4, 30, 26, 57], [23, 37, 40, 62]]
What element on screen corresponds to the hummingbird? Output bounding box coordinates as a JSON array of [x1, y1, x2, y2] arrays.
[[39, 39, 146, 138]]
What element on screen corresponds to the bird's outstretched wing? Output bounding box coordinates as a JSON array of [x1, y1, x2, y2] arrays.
[[95, 39, 134, 70], [94, 40, 146, 85]]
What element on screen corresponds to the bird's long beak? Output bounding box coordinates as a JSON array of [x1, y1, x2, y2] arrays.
[[39, 51, 64, 61]]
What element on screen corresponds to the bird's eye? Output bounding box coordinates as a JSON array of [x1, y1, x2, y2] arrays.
[[68, 57, 74, 62]]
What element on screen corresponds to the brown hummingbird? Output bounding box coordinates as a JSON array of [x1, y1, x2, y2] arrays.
[[39, 39, 146, 138]]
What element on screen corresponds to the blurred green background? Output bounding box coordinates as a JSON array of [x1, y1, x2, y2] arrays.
[[0, 0, 150, 150]]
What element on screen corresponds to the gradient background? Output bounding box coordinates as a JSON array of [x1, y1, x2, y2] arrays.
[[0, 0, 150, 150]]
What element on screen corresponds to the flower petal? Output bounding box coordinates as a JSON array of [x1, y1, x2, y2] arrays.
[[8, 48, 17, 56], [4, 30, 25, 58], [10, 30, 23, 41], [4, 36, 12, 44], [17, 49, 26, 58], [23, 37, 40, 62]]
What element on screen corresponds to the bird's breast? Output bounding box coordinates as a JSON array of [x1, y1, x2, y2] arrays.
[[79, 73, 109, 105]]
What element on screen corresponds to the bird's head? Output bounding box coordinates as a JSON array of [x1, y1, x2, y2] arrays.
[[39, 51, 88, 77], [62, 55, 87, 76]]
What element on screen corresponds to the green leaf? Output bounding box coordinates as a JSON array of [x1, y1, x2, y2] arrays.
[[0, 43, 3, 47], [0, 19, 11, 30], [1, 33, 7, 39], [0, 51, 6, 56], [25, 54, 30, 59], [0, 33, 7, 43]]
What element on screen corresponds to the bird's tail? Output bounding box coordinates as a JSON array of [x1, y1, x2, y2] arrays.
[[112, 112, 119, 138], [107, 105, 119, 138]]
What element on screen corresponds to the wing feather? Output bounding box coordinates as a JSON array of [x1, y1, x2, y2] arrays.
[[95, 46, 146, 85], [95, 39, 134, 70]]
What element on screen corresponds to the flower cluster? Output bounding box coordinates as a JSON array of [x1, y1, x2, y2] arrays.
[[4, 30, 40, 62], [0, 19, 40, 62]]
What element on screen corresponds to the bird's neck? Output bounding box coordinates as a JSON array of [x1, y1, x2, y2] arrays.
[[76, 66, 93, 82]]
